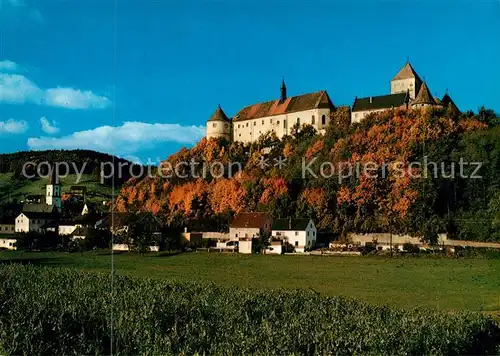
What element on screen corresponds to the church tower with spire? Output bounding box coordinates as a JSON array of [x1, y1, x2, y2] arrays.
[[46, 166, 62, 212]]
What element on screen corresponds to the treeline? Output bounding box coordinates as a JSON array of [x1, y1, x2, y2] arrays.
[[0, 265, 498, 354], [115, 107, 500, 242], [0, 149, 145, 186]]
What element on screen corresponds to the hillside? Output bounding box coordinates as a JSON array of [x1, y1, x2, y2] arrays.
[[0, 150, 142, 204], [114, 107, 500, 242]]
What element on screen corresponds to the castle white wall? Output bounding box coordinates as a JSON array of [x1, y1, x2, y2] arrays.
[[232, 108, 331, 143], [391, 78, 420, 99], [351, 108, 387, 123]]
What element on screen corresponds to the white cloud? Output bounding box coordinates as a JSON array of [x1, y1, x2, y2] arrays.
[[0, 60, 20, 72], [44, 87, 111, 109], [0, 73, 43, 103], [0, 72, 111, 109], [0, 119, 28, 134], [40, 116, 59, 134], [27, 121, 206, 155]]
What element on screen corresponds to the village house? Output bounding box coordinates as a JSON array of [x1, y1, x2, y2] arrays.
[[229, 212, 272, 254], [102, 212, 163, 236], [229, 212, 272, 240], [15, 204, 57, 233], [0, 238, 17, 250], [272, 218, 317, 253], [41, 219, 81, 235], [71, 227, 91, 240], [0, 217, 15, 234]]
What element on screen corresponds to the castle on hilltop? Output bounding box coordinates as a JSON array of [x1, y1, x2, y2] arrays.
[[206, 61, 459, 143], [351, 61, 459, 123]]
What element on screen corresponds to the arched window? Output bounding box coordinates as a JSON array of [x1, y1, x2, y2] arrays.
[[311, 115, 315, 125], [297, 117, 300, 125], [213, 123, 217, 128], [321, 115, 326, 125]]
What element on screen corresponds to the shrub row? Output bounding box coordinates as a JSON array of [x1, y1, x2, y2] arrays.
[[0, 264, 499, 355]]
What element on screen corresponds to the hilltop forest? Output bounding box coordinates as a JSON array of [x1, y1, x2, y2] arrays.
[[115, 106, 500, 243]]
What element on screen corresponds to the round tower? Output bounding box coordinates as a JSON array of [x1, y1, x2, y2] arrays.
[[206, 104, 231, 140]]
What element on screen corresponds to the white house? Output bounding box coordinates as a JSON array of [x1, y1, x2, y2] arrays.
[[0, 238, 17, 250], [15, 204, 56, 233], [271, 218, 317, 253], [229, 212, 272, 241]]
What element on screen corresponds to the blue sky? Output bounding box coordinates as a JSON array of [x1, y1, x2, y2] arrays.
[[1, 0, 499, 164]]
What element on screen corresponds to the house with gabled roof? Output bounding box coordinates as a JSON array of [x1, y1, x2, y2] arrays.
[[206, 79, 336, 143], [15, 204, 57, 233], [272, 218, 317, 253], [229, 212, 272, 241]]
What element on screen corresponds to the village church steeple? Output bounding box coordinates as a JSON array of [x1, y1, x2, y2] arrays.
[[46, 165, 62, 212]]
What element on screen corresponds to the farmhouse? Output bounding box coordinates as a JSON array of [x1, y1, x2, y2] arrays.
[[15, 204, 57, 233], [272, 218, 317, 253], [229, 212, 272, 240]]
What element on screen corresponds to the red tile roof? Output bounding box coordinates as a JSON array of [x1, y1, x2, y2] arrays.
[[230, 212, 270, 229], [233, 90, 333, 122]]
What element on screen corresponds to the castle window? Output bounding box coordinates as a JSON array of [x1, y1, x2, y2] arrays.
[[322, 115, 326, 125], [277, 120, 280, 125], [213, 123, 217, 128], [238, 124, 240, 128], [311, 115, 315, 124], [270, 119, 273, 124], [246, 123, 249, 127], [262, 120, 264, 125], [283, 120, 286, 128], [254, 121, 256, 126]]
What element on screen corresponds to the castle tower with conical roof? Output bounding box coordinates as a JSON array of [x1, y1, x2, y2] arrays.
[[206, 104, 231, 140], [412, 81, 436, 109], [390, 61, 423, 100]]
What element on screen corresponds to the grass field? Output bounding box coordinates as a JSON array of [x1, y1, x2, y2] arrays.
[[1, 250, 499, 312]]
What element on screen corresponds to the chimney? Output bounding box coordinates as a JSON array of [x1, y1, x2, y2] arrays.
[[369, 97, 373, 104]]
